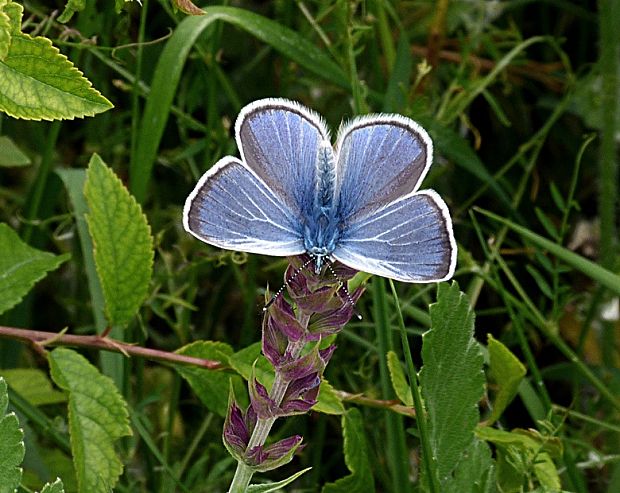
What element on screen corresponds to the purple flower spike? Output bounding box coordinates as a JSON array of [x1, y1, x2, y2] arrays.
[[279, 372, 321, 415], [278, 342, 329, 381], [249, 378, 280, 419], [222, 399, 256, 461], [247, 435, 304, 472]]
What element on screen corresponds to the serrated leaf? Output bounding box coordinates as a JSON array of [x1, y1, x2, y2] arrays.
[[247, 467, 311, 492], [0, 377, 25, 493], [0, 368, 67, 406], [387, 350, 413, 406], [39, 478, 65, 493], [175, 340, 240, 417], [0, 31, 112, 120], [322, 408, 374, 493], [0, 223, 69, 316], [419, 282, 485, 485], [84, 154, 154, 328], [312, 380, 345, 415], [58, 0, 86, 23], [486, 335, 526, 425], [48, 348, 132, 493], [2, 2, 22, 35], [0, 10, 10, 60], [0, 135, 31, 166], [443, 438, 496, 493]]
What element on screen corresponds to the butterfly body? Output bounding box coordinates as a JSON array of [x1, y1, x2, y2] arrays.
[[184, 99, 457, 283]]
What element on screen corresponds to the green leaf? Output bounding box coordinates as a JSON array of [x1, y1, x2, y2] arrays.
[[0, 368, 67, 406], [313, 380, 345, 415], [0, 223, 69, 316], [57, 0, 86, 23], [419, 282, 485, 485], [322, 408, 374, 493], [534, 207, 559, 240], [0, 10, 9, 60], [0, 31, 112, 120], [387, 350, 413, 406], [525, 265, 554, 300], [0, 377, 25, 493], [175, 341, 240, 417], [382, 33, 412, 112], [477, 426, 562, 492], [486, 335, 526, 425], [131, 5, 348, 202], [0, 135, 31, 166], [56, 168, 106, 333], [2, 1, 22, 35], [549, 182, 566, 212], [84, 154, 154, 328], [247, 467, 311, 492], [476, 207, 620, 296], [48, 348, 132, 493], [443, 438, 496, 493], [39, 478, 65, 493]]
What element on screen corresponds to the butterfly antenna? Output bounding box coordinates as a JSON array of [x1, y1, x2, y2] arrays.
[[263, 257, 315, 312], [325, 261, 362, 320]]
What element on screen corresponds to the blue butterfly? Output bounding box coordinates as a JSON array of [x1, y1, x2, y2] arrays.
[[183, 99, 456, 282]]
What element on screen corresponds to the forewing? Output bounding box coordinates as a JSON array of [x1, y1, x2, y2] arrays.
[[333, 190, 456, 282], [236, 98, 330, 216], [183, 157, 305, 256], [335, 115, 432, 220]]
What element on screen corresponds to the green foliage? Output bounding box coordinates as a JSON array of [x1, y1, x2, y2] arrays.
[[0, 223, 69, 316], [0, 377, 25, 493], [84, 154, 154, 328], [419, 282, 485, 487], [322, 408, 374, 493], [0, 369, 67, 406], [443, 438, 496, 493], [477, 426, 562, 492], [0, 1, 617, 491], [387, 350, 413, 406], [313, 380, 345, 415], [0, 1, 111, 120], [39, 478, 65, 493], [486, 334, 527, 425], [131, 5, 348, 202], [0, 135, 30, 167], [48, 348, 131, 493], [175, 340, 239, 417], [247, 468, 311, 492]]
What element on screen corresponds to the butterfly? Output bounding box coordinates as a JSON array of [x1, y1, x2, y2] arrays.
[[183, 98, 456, 283]]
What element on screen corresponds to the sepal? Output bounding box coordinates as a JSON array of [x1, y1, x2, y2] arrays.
[[247, 435, 304, 472]]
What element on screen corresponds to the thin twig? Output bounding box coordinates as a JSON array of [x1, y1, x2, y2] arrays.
[[0, 326, 224, 370]]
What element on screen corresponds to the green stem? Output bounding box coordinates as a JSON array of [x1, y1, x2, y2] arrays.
[[388, 280, 439, 493], [372, 278, 410, 492], [21, 121, 61, 243]]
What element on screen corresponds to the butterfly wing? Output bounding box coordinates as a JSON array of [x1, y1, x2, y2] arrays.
[[184, 157, 305, 255], [334, 114, 433, 220], [333, 116, 455, 282], [236, 98, 330, 218], [333, 190, 456, 282]]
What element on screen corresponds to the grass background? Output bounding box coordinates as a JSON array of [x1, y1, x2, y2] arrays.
[[1, 0, 618, 491]]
